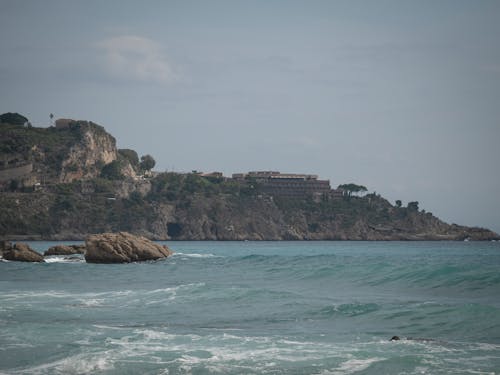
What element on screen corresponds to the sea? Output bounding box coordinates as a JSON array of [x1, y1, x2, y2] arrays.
[[1, 241, 499, 374]]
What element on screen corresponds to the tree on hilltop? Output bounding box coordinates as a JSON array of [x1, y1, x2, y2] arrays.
[[140, 154, 156, 171], [0, 112, 29, 126], [407, 201, 419, 211], [337, 183, 368, 197], [118, 149, 139, 168]]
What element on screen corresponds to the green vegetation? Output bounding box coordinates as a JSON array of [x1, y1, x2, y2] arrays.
[[407, 201, 419, 211], [0, 122, 85, 179], [140, 154, 156, 171], [337, 183, 368, 197], [149, 172, 246, 201], [92, 178, 114, 194], [118, 149, 139, 169], [0, 112, 29, 126], [100, 160, 124, 180], [0, 123, 79, 155]]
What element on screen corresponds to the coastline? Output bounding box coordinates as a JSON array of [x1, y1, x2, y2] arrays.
[[3, 233, 499, 242]]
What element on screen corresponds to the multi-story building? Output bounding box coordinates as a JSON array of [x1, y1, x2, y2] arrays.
[[232, 171, 332, 198]]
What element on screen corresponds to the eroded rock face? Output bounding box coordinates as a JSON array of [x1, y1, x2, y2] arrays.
[[84, 232, 173, 263], [44, 244, 86, 256], [3, 243, 44, 262], [59, 121, 128, 183]]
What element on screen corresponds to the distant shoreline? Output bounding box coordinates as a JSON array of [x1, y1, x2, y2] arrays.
[[3, 234, 498, 242]]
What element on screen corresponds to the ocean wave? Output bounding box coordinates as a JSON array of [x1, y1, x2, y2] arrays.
[[326, 357, 386, 375], [6, 326, 500, 374], [10, 352, 114, 374], [312, 303, 381, 318], [43, 255, 85, 263], [144, 283, 206, 295], [173, 252, 219, 259], [0, 284, 210, 301], [74, 298, 106, 308], [221, 254, 500, 293]]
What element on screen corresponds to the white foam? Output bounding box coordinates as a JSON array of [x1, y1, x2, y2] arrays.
[[14, 352, 114, 374], [472, 342, 500, 351], [144, 283, 205, 295], [1, 289, 136, 302], [9, 328, 393, 374], [174, 252, 219, 258], [92, 324, 128, 331], [1, 290, 71, 300], [43, 256, 84, 263], [328, 357, 384, 374], [77, 298, 105, 307]]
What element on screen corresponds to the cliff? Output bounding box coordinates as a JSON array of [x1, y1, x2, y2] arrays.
[[1, 114, 498, 241], [0, 173, 498, 241], [0, 118, 136, 188], [58, 121, 119, 182]]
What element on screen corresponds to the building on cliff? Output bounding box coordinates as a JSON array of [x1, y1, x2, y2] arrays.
[[232, 171, 337, 199]]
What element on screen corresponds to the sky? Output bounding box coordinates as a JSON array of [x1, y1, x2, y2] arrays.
[[1, 0, 500, 233]]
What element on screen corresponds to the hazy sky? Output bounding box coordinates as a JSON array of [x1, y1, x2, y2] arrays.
[[1, 0, 499, 233]]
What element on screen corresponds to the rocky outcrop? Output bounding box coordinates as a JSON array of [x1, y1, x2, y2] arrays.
[[0, 240, 12, 257], [84, 232, 173, 263], [44, 244, 86, 256], [59, 121, 120, 183], [2, 243, 44, 262], [2, 190, 499, 241]]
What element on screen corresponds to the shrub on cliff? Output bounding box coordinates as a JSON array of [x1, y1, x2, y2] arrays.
[[100, 160, 124, 180], [118, 149, 139, 169]]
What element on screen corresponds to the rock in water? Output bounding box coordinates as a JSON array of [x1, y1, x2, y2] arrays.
[[0, 240, 12, 257], [3, 243, 45, 262], [84, 232, 173, 263], [44, 244, 85, 256]]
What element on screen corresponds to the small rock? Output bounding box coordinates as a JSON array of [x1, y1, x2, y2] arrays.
[[44, 244, 85, 256]]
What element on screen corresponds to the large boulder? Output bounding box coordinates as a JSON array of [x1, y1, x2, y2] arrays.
[[84, 232, 173, 263], [44, 244, 86, 256], [3, 243, 45, 262]]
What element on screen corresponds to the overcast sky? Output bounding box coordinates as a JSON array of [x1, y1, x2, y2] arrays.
[[1, 0, 499, 233]]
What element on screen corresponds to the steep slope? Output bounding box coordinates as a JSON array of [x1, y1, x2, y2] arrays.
[[0, 118, 136, 188]]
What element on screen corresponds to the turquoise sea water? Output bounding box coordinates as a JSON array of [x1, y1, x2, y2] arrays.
[[1, 241, 500, 374]]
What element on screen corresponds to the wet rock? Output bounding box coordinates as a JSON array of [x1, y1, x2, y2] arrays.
[[44, 244, 85, 256], [84, 232, 173, 263], [0, 240, 12, 257], [3, 243, 45, 262]]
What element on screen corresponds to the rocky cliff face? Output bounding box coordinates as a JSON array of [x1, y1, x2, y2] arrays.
[[2, 189, 496, 241], [1, 119, 137, 187], [143, 194, 499, 241], [59, 122, 119, 182]]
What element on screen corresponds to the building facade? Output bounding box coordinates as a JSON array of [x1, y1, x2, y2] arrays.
[[232, 171, 332, 198]]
